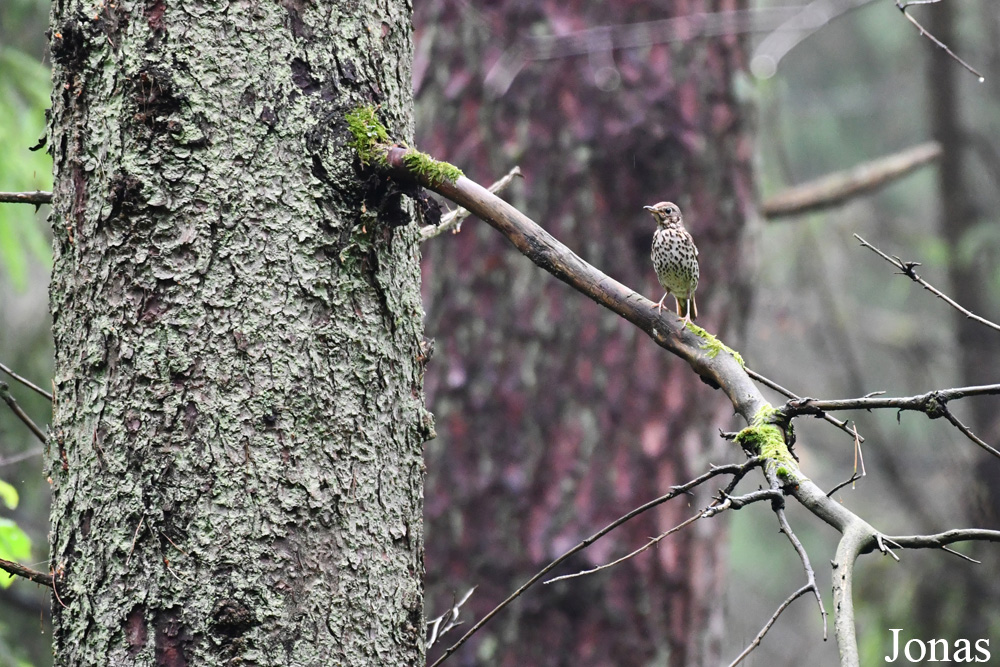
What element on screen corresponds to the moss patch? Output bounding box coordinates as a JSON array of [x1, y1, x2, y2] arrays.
[[735, 404, 797, 471], [346, 105, 390, 165], [684, 321, 745, 367], [401, 149, 463, 186], [346, 106, 463, 186]]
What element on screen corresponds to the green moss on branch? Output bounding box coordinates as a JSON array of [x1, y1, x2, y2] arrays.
[[346, 105, 463, 185], [401, 150, 463, 186], [684, 321, 745, 367], [735, 405, 797, 472]]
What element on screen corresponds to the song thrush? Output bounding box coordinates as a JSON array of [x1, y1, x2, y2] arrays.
[[646, 201, 699, 322]]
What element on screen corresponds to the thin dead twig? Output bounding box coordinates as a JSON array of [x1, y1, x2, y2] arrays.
[[896, 0, 984, 81], [0, 362, 52, 401], [421, 166, 522, 241], [0, 383, 48, 445], [855, 234, 1000, 333], [0, 558, 54, 588], [427, 459, 763, 667], [546, 488, 779, 585]]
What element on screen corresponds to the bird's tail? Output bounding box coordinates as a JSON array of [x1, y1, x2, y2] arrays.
[[677, 295, 698, 321]]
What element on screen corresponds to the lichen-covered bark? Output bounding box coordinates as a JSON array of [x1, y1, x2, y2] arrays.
[[417, 1, 755, 665], [46, 0, 426, 664]]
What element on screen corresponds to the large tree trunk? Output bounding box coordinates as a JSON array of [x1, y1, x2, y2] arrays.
[[925, 1, 1000, 642], [418, 2, 756, 665], [46, 0, 426, 663]]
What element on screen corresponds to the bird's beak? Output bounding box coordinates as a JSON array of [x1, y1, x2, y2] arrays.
[[643, 205, 654, 211]]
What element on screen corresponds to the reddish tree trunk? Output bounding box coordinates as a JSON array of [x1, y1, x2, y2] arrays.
[[417, 2, 755, 665]]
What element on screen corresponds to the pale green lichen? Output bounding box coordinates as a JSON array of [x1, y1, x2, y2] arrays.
[[346, 105, 390, 165], [401, 149, 463, 186], [735, 404, 797, 472], [684, 320, 745, 367]]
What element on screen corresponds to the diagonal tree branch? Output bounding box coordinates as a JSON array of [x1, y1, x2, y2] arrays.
[[0, 383, 48, 445], [349, 125, 998, 667], [0, 558, 54, 589], [855, 234, 1000, 333], [896, 0, 984, 81], [761, 142, 941, 219], [428, 459, 763, 667], [0, 361, 53, 401]]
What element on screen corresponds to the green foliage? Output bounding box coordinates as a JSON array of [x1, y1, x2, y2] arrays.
[[0, 479, 32, 589], [0, 479, 18, 509], [0, 45, 52, 288]]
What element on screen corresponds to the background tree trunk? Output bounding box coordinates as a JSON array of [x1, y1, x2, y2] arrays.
[[925, 0, 1000, 642], [417, 2, 756, 665], [46, 0, 427, 663]]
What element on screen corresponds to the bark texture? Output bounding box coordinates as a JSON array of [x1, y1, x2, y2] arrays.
[[417, 2, 756, 665], [46, 0, 426, 664]]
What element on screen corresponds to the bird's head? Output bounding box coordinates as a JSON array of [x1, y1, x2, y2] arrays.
[[644, 201, 682, 227]]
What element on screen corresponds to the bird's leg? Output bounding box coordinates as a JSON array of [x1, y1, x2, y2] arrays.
[[656, 293, 669, 312], [676, 296, 692, 324]]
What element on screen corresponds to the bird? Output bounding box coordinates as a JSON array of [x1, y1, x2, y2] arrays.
[[645, 201, 699, 322]]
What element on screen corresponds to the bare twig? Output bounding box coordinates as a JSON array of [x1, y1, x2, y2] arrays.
[[0, 191, 52, 205], [746, 367, 864, 443], [782, 384, 1000, 412], [729, 585, 817, 667], [761, 142, 941, 219], [781, 385, 1000, 459], [896, 1, 985, 81], [547, 488, 780, 585], [544, 514, 702, 584], [855, 234, 1000, 333], [0, 362, 53, 401], [729, 501, 827, 665], [827, 473, 863, 497], [938, 405, 1000, 459], [421, 167, 522, 241], [0, 558, 54, 589], [0, 447, 43, 468], [427, 459, 763, 667], [885, 528, 1000, 550], [940, 546, 980, 564], [851, 423, 866, 485], [126, 518, 145, 567], [776, 507, 827, 636], [427, 587, 477, 649], [0, 383, 48, 445]]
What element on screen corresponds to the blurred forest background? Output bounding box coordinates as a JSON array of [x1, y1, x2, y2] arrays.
[[2, 1, 1000, 665]]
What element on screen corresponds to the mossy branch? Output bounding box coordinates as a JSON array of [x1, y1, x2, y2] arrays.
[[346, 105, 463, 186], [734, 405, 798, 480], [344, 104, 988, 667]]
